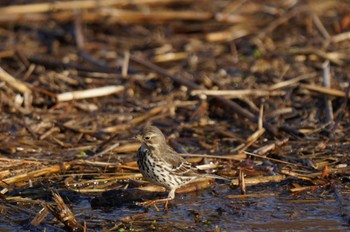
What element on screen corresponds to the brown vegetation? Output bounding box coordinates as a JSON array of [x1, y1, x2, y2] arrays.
[[0, 0, 349, 230]]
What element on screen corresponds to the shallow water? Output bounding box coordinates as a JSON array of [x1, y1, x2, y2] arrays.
[[2, 181, 349, 231], [69, 184, 349, 231]]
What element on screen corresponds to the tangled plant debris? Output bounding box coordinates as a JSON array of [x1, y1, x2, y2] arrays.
[[0, 0, 349, 231]]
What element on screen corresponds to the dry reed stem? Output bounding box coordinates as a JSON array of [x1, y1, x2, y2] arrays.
[[136, 177, 218, 195], [288, 48, 344, 65], [31, 207, 50, 226], [191, 89, 286, 98], [176, 178, 215, 194], [281, 167, 350, 179], [1, 163, 71, 187], [322, 60, 334, 125], [0, 0, 191, 14], [56, 85, 125, 102], [268, 72, 317, 90], [153, 52, 188, 63], [5, 196, 46, 205], [231, 175, 287, 186], [302, 84, 350, 99], [47, 192, 83, 232], [252, 138, 289, 156], [179, 153, 247, 161], [226, 193, 278, 199], [282, 199, 336, 203], [332, 31, 350, 43], [0, 8, 211, 24], [244, 151, 309, 168], [0, 67, 31, 93], [239, 169, 246, 195]]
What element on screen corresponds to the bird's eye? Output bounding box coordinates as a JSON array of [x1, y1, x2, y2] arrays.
[[144, 136, 151, 140]]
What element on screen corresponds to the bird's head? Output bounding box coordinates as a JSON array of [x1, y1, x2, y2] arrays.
[[136, 126, 166, 148]]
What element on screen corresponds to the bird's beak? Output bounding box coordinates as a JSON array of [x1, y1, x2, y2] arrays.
[[130, 134, 142, 142]]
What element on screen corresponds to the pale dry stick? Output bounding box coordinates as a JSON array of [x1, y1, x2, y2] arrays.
[[283, 199, 336, 203], [322, 60, 334, 124], [311, 12, 331, 41], [289, 185, 327, 193], [178, 153, 246, 161], [103, 8, 213, 24], [93, 142, 120, 157], [281, 167, 350, 179], [238, 105, 265, 153], [301, 84, 350, 99], [39, 127, 60, 140], [22, 64, 36, 80], [0, 8, 211, 24], [239, 169, 246, 195], [244, 151, 308, 169], [1, 163, 72, 187], [253, 138, 289, 156], [298, 123, 333, 136], [196, 163, 220, 171], [111, 143, 140, 153], [74, 12, 84, 50], [153, 52, 188, 63], [31, 207, 50, 226], [72, 159, 122, 168], [0, 157, 43, 164], [6, 196, 47, 205], [266, 107, 293, 118], [0, 67, 31, 93], [332, 31, 350, 43], [0, 0, 191, 14], [205, 25, 252, 42], [0, 188, 8, 194], [56, 85, 124, 102], [64, 145, 96, 151], [231, 175, 286, 186], [191, 89, 285, 98], [1, 167, 44, 180], [65, 175, 143, 191], [215, 12, 247, 24], [288, 47, 344, 65], [226, 193, 278, 199], [176, 178, 216, 194], [137, 177, 216, 195], [122, 50, 130, 77], [269, 72, 317, 91]]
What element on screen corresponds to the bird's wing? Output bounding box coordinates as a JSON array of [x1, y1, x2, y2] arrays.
[[161, 146, 198, 176]]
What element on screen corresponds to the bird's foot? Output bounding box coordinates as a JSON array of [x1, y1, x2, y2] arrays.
[[137, 197, 172, 211]]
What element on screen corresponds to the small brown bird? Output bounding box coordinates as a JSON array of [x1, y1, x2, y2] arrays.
[[136, 125, 226, 207]]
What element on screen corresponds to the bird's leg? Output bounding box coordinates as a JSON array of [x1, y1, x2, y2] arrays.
[[137, 189, 175, 210], [163, 189, 175, 210]]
